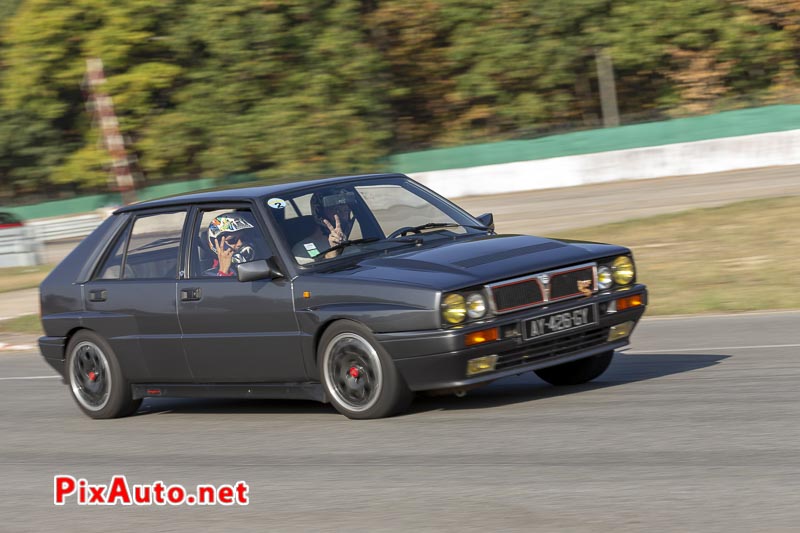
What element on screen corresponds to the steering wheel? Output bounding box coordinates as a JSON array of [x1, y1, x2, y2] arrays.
[[387, 226, 421, 239]]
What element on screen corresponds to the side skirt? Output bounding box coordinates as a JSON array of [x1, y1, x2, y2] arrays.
[[131, 382, 326, 403]]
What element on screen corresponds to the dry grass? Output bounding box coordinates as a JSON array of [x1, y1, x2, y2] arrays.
[[0, 314, 42, 335], [552, 196, 800, 315], [0, 264, 53, 293]]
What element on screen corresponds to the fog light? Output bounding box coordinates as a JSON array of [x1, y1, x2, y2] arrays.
[[607, 321, 634, 341], [465, 327, 499, 346], [616, 294, 642, 311], [466, 355, 498, 376]]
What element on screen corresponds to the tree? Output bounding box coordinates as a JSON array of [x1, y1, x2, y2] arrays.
[[139, 0, 391, 182], [605, 0, 799, 115]]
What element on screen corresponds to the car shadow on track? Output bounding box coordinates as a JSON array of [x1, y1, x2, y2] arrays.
[[134, 352, 728, 418], [136, 397, 340, 417], [406, 352, 730, 415]]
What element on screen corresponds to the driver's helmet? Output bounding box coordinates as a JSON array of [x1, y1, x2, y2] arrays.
[[207, 213, 256, 264], [310, 188, 355, 232]]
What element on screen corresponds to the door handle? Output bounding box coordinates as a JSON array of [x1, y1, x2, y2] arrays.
[[180, 288, 202, 301], [88, 289, 107, 302]]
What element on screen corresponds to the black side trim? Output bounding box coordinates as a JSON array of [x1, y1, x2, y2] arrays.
[[131, 382, 326, 403]]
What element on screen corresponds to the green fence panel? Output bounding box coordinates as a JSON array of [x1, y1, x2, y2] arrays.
[[390, 105, 800, 173], [134, 178, 217, 201], [3, 178, 218, 220], [2, 194, 120, 220]]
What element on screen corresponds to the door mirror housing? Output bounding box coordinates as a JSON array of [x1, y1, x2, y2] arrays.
[[476, 212, 494, 231], [237, 258, 283, 282]]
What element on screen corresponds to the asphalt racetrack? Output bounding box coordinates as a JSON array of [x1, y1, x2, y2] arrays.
[[2, 311, 799, 531]]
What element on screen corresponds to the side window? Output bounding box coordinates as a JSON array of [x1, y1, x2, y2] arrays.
[[192, 208, 271, 278], [286, 195, 311, 219], [96, 222, 132, 280], [123, 212, 187, 280]]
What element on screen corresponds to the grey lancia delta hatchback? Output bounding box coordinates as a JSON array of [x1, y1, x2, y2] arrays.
[[39, 173, 647, 419]]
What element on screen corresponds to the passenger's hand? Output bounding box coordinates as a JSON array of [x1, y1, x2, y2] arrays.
[[323, 214, 345, 248]]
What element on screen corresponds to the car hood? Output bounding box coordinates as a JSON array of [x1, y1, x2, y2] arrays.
[[322, 234, 629, 291]]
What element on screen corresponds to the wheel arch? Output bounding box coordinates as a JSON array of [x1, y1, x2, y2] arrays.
[[64, 326, 94, 356], [312, 318, 370, 373]]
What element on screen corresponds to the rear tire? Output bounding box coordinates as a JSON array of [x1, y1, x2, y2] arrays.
[[66, 330, 141, 419], [319, 321, 413, 419], [534, 350, 614, 386]]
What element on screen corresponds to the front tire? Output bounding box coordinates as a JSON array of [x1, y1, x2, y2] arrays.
[[319, 321, 413, 419], [534, 350, 614, 386], [66, 330, 141, 419]]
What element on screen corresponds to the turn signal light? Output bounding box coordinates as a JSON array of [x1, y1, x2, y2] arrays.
[[616, 294, 642, 311], [466, 355, 498, 376], [465, 327, 499, 346]]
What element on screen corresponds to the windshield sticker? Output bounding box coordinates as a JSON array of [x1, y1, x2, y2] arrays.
[[267, 198, 286, 209], [304, 242, 320, 257]]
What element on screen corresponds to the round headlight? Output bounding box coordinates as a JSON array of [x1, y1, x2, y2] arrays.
[[597, 266, 613, 290], [612, 256, 635, 285], [442, 293, 467, 324], [466, 293, 487, 319]]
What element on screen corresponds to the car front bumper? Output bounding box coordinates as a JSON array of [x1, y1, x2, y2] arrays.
[[376, 285, 647, 391]]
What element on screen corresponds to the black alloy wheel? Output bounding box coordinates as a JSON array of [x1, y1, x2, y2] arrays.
[[320, 321, 412, 419], [70, 340, 111, 411], [66, 330, 141, 419]]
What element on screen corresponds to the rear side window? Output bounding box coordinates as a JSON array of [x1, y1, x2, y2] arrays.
[[121, 212, 187, 280], [96, 222, 132, 280], [123, 212, 186, 280]]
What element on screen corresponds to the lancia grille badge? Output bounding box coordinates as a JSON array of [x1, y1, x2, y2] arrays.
[[538, 274, 551, 300], [578, 279, 592, 298]]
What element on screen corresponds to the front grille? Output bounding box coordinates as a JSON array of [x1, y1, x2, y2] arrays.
[[495, 327, 608, 371], [487, 262, 596, 314], [550, 265, 595, 301], [491, 279, 544, 313]]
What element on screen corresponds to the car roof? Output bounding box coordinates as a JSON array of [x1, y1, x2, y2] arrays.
[[115, 173, 409, 213]]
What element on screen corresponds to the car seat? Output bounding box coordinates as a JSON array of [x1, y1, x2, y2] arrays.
[[280, 215, 317, 250]]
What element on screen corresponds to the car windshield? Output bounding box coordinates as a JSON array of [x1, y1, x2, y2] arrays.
[[265, 177, 488, 265]]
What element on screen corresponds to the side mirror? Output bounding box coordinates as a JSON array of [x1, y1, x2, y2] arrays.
[[237, 258, 283, 282], [476, 213, 495, 231]]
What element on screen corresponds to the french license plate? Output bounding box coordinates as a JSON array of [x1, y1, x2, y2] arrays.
[[524, 304, 597, 340]]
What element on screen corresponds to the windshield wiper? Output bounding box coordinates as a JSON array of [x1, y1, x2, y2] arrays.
[[315, 237, 380, 258], [394, 222, 490, 237]]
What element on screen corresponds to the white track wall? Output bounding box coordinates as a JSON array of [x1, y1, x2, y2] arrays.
[[409, 129, 800, 198]]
